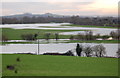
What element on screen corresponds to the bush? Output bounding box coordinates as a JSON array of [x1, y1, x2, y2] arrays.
[[44, 33, 51, 42], [2, 34, 8, 42], [21, 33, 38, 41], [69, 35, 74, 40], [76, 31, 95, 40], [110, 30, 120, 40]]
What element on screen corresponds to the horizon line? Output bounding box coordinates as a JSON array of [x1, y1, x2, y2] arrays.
[[1, 12, 118, 17]]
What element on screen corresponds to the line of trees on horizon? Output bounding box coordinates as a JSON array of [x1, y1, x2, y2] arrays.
[[1, 15, 118, 27]]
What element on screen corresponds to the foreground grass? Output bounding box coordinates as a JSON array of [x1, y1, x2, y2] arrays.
[[0, 54, 2, 77], [2, 54, 118, 76], [2, 28, 83, 40], [62, 24, 118, 29]]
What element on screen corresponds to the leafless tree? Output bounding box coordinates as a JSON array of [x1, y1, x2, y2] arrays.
[[55, 33, 59, 41], [83, 45, 93, 57], [116, 48, 120, 58], [92, 44, 106, 57], [45, 33, 51, 42], [85, 30, 94, 40]]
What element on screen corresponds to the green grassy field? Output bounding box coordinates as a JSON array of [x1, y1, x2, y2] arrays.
[[61, 24, 118, 29], [0, 54, 2, 77], [2, 28, 83, 40], [1, 28, 118, 43], [0, 40, 118, 45], [2, 54, 118, 76], [0, 42, 34, 45], [39, 26, 67, 28], [67, 40, 119, 43]]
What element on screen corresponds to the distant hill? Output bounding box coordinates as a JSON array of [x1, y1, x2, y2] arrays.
[[2, 13, 70, 18]]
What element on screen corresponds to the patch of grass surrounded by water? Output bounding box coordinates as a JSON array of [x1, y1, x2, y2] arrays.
[[0, 40, 119, 45], [66, 40, 119, 43], [2, 28, 85, 40], [61, 24, 118, 29]]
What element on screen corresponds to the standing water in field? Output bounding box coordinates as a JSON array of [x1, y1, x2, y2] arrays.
[[1, 43, 118, 57], [0, 23, 117, 35]]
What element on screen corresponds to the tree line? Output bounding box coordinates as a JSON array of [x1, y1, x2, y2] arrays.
[[70, 30, 120, 41], [75, 43, 119, 58], [2, 30, 119, 42], [76, 43, 106, 57], [43, 43, 120, 58], [1, 16, 118, 27]]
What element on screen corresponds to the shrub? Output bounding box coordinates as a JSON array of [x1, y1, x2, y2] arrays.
[[44, 33, 51, 42], [69, 35, 74, 40], [21, 33, 38, 41], [2, 34, 8, 42]]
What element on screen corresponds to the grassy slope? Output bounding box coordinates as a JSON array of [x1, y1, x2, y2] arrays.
[[2, 54, 118, 76], [62, 24, 118, 29], [2, 28, 83, 40]]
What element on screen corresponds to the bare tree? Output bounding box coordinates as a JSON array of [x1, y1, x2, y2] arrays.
[[116, 48, 120, 58], [45, 33, 51, 42], [55, 33, 59, 41], [83, 45, 93, 57], [92, 44, 106, 57], [85, 30, 94, 40]]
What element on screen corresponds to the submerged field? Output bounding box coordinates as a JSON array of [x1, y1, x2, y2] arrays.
[[1, 28, 118, 43], [2, 28, 82, 40], [2, 54, 118, 76]]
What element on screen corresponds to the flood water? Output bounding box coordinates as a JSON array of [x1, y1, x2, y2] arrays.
[[1, 23, 117, 35], [1, 23, 118, 57], [1, 43, 118, 57]]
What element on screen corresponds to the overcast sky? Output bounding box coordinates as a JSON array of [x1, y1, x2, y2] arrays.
[[0, 0, 119, 16]]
